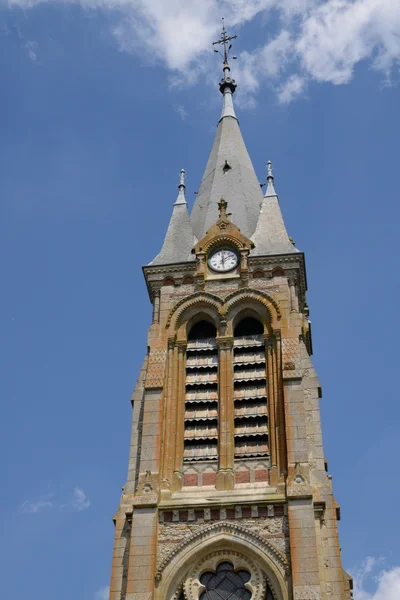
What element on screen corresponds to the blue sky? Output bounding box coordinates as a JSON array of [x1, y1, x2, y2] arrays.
[[1, 2, 400, 599]]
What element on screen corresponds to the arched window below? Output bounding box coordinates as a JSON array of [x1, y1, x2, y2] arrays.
[[200, 562, 251, 599], [177, 562, 275, 599]]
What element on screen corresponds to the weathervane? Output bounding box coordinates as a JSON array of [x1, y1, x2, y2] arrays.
[[212, 18, 237, 65]]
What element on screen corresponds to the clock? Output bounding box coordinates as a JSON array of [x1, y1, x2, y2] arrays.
[[208, 248, 239, 273]]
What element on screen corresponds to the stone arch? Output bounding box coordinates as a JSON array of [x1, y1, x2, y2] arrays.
[[155, 522, 291, 600], [167, 292, 223, 332], [224, 289, 281, 324]]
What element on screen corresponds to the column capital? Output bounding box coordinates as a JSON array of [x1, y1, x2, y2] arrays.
[[264, 334, 274, 347], [216, 336, 234, 349]]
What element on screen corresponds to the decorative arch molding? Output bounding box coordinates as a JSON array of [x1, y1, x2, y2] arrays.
[[166, 292, 224, 329], [202, 234, 249, 253], [224, 288, 282, 321], [155, 521, 291, 600]]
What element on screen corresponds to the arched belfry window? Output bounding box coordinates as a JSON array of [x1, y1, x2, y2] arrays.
[[184, 320, 219, 464], [233, 317, 269, 461]]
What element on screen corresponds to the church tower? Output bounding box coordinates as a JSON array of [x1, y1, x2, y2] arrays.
[[109, 25, 353, 600]]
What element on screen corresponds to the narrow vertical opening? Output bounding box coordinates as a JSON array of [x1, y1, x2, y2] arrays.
[[233, 315, 269, 470], [183, 320, 219, 482]]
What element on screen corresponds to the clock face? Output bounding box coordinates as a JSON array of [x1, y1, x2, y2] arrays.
[[208, 248, 238, 272]]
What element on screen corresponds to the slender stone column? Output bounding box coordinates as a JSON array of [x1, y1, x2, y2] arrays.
[[160, 340, 175, 487], [152, 289, 160, 323], [289, 278, 299, 313], [163, 344, 178, 486], [274, 331, 287, 483], [266, 337, 278, 487], [172, 342, 186, 491], [216, 337, 234, 490]]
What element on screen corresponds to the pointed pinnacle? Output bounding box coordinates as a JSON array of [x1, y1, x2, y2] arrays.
[[265, 160, 277, 198], [175, 168, 187, 205]]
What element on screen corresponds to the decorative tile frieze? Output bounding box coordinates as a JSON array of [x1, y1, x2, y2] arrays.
[[282, 337, 303, 378], [144, 348, 167, 389]]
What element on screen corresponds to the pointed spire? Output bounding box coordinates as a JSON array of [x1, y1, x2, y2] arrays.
[[191, 22, 263, 240], [265, 160, 277, 197], [150, 169, 196, 265], [252, 161, 299, 256], [175, 168, 186, 205]]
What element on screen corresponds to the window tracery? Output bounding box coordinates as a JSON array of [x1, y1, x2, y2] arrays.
[[176, 556, 276, 600], [199, 561, 251, 599]]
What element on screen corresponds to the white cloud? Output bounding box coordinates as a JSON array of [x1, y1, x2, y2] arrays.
[[174, 104, 188, 120], [24, 39, 37, 61], [277, 74, 306, 104], [19, 495, 53, 514], [4, 0, 400, 102], [19, 487, 90, 513], [351, 557, 400, 600], [95, 586, 110, 600], [71, 487, 90, 511]]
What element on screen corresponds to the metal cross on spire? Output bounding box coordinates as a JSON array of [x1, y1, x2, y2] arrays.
[[212, 18, 237, 65]]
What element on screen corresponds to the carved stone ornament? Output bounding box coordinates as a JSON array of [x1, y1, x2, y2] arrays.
[[133, 471, 159, 506], [286, 462, 312, 499], [156, 521, 290, 580], [183, 550, 266, 600]]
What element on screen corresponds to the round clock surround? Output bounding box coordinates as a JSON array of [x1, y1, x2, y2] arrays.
[[208, 247, 239, 273]]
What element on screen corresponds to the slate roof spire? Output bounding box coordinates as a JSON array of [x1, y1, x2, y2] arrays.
[[191, 22, 263, 240], [150, 169, 196, 265], [252, 161, 298, 256]]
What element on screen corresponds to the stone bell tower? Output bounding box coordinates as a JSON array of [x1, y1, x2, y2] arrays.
[[108, 24, 353, 600]]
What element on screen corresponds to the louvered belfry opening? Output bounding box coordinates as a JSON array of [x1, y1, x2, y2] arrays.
[[184, 321, 219, 462], [233, 318, 269, 459]]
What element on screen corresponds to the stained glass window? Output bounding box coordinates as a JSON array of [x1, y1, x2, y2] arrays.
[[199, 562, 252, 600]]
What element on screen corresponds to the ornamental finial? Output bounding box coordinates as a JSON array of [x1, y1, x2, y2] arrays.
[[212, 18, 237, 67], [213, 20, 238, 120], [179, 168, 185, 189], [175, 168, 187, 205], [265, 160, 277, 198]]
